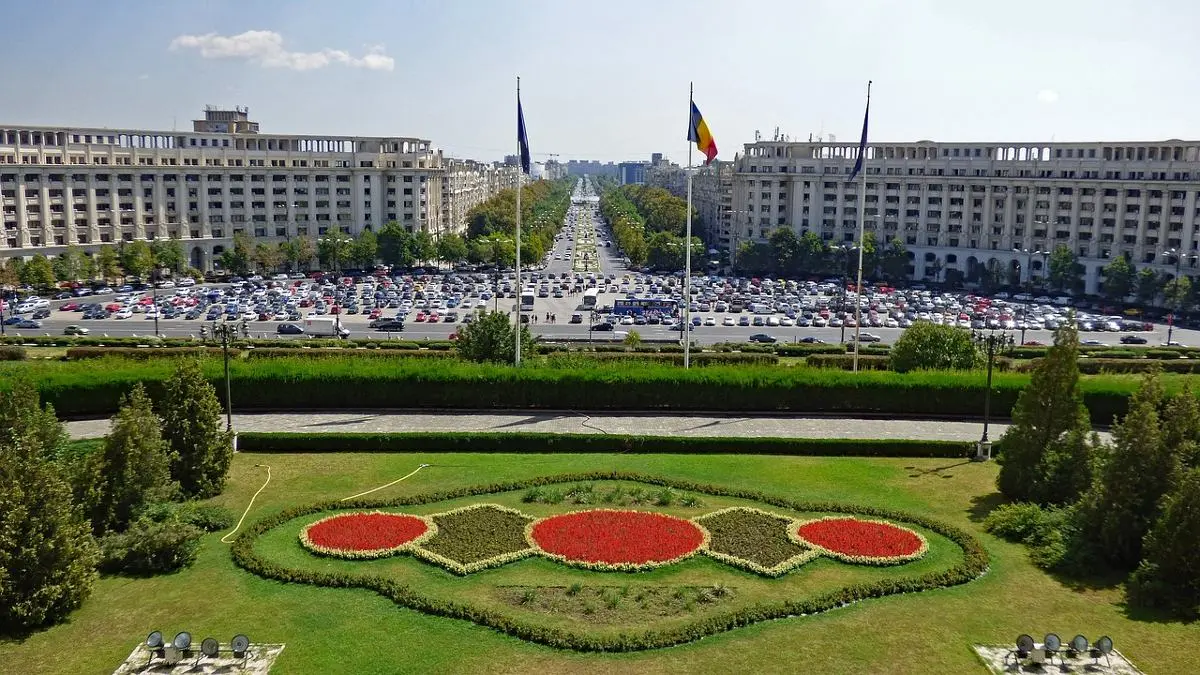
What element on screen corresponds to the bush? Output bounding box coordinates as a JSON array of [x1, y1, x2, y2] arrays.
[[983, 502, 1068, 570], [0, 346, 26, 361], [1127, 468, 1200, 619], [544, 352, 779, 366], [98, 517, 203, 575], [245, 348, 454, 360], [775, 344, 845, 357], [805, 354, 891, 370], [454, 310, 534, 362], [140, 501, 235, 533], [890, 323, 978, 372], [66, 346, 236, 360]]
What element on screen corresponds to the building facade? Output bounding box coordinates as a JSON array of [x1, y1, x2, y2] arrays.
[[0, 108, 509, 270], [442, 159, 520, 235], [733, 139, 1200, 293], [691, 161, 734, 249], [617, 161, 647, 185]]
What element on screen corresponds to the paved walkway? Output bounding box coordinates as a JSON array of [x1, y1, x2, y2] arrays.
[[67, 411, 1013, 442]]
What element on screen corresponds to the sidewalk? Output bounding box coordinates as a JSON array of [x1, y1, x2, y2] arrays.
[[66, 411, 1008, 442]]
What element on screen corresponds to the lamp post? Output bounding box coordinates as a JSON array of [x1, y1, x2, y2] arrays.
[[211, 319, 237, 433], [1165, 248, 1198, 346], [1012, 247, 1046, 346], [972, 329, 1014, 461], [834, 244, 858, 344]]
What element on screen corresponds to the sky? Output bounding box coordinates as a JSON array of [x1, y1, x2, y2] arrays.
[[3, 0, 1199, 164]]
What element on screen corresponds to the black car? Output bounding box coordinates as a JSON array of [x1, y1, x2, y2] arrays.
[[31, 309, 51, 319], [372, 320, 406, 332], [276, 322, 305, 335], [749, 333, 777, 343], [798, 336, 825, 344], [1120, 335, 1148, 345], [590, 322, 614, 332]]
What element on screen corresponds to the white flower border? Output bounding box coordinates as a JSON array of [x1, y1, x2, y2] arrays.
[[524, 508, 711, 572], [410, 503, 537, 575], [692, 506, 821, 577], [299, 510, 438, 560], [789, 516, 929, 566]]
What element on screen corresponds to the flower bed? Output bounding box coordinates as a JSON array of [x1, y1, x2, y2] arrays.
[[412, 504, 534, 575], [792, 517, 927, 565], [300, 511, 435, 559], [694, 507, 818, 576], [526, 509, 709, 571]]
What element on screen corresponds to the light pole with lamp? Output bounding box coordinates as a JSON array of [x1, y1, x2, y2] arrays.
[[1012, 246, 1047, 346], [1164, 247, 1198, 346], [210, 319, 237, 434], [972, 329, 1014, 461], [834, 244, 858, 344]]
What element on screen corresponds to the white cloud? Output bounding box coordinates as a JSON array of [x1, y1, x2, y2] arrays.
[[169, 30, 394, 72], [1036, 89, 1059, 104], [137, 74, 150, 80]]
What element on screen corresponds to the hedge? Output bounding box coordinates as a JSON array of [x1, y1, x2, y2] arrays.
[[231, 472, 989, 652], [65, 346, 238, 360], [4, 357, 1139, 424], [245, 348, 456, 360], [0, 345, 26, 361], [235, 432, 974, 458], [774, 344, 846, 357], [806, 354, 893, 370], [544, 352, 779, 366]]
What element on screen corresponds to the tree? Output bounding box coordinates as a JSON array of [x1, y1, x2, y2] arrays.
[[350, 230, 378, 268], [1102, 255, 1135, 302], [52, 246, 84, 282], [413, 229, 436, 265], [1074, 371, 1182, 571], [317, 230, 353, 272], [18, 254, 55, 289], [1163, 275, 1192, 313], [768, 229, 801, 277], [1164, 382, 1200, 471], [797, 231, 829, 276], [95, 245, 121, 282], [88, 384, 176, 535], [252, 242, 283, 274], [219, 232, 253, 276], [0, 258, 22, 287], [280, 237, 315, 272], [436, 233, 469, 267], [1127, 468, 1200, 619], [996, 324, 1095, 505], [159, 360, 233, 499], [149, 239, 185, 274], [0, 380, 99, 632], [623, 329, 642, 348], [1136, 267, 1161, 305], [889, 323, 978, 372], [118, 240, 155, 280], [1048, 244, 1080, 292], [377, 221, 414, 268], [880, 237, 909, 284], [79, 253, 97, 281], [453, 309, 535, 363]]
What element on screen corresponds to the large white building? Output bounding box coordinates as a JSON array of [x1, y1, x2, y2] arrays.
[[733, 139, 1200, 293], [0, 107, 516, 270]]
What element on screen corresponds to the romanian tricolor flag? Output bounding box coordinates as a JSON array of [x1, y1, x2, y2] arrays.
[[688, 99, 718, 166]]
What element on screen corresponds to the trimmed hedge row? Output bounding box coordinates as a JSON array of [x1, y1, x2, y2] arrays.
[[230, 472, 990, 652], [245, 348, 456, 360], [544, 352, 779, 366], [805, 354, 893, 371], [235, 432, 974, 458], [65, 346, 238, 360]]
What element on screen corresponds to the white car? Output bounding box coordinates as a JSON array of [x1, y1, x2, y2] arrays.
[[114, 309, 133, 319], [722, 316, 735, 326]]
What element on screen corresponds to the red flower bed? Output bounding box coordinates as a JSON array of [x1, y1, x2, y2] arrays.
[[302, 511, 432, 559], [528, 509, 707, 570], [793, 517, 926, 564]]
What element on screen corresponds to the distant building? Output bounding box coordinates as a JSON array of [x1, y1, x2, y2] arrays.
[[566, 159, 619, 178], [651, 152, 664, 166], [618, 161, 647, 185]]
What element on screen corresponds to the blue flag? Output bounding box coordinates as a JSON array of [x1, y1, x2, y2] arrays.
[[517, 94, 531, 175], [847, 82, 871, 184]]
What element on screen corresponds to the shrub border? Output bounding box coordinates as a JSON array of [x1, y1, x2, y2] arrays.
[[411, 504, 536, 576], [231, 471, 989, 652], [523, 509, 710, 572], [299, 511, 437, 560], [693, 506, 821, 577], [790, 516, 929, 566]]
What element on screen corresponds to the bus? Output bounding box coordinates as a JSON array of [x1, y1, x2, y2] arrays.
[[520, 290, 536, 310], [613, 298, 678, 316], [581, 287, 599, 310]]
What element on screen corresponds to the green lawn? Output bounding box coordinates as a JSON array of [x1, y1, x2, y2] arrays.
[[2, 452, 1196, 674]]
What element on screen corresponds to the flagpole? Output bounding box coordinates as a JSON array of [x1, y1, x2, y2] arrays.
[[852, 80, 872, 374], [684, 82, 694, 369], [514, 75, 523, 367]]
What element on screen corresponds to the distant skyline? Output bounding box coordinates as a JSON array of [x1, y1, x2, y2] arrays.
[[3, 0, 1199, 163]]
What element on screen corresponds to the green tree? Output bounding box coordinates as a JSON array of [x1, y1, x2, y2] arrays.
[[1102, 255, 1135, 302], [149, 239, 186, 274], [317, 230, 353, 272], [18, 254, 55, 288], [1136, 267, 1162, 305], [1127, 468, 1200, 619], [79, 253, 97, 281], [735, 241, 773, 276], [1163, 275, 1192, 313], [797, 231, 830, 276], [454, 309, 535, 363], [889, 323, 978, 372], [159, 360, 233, 499], [280, 237, 315, 272], [0, 380, 99, 632], [1074, 371, 1180, 571], [880, 237, 909, 284], [95, 245, 121, 281], [768, 228, 801, 277], [88, 384, 176, 535], [377, 221, 414, 268], [252, 242, 283, 274], [52, 246, 84, 282], [0, 257, 22, 286], [413, 229, 436, 265], [219, 232, 253, 276], [350, 230, 378, 268], [996, 324, 1095, 505], [1048, 244, 1080, 292], [118, 240, 155, 280], [623, 329, 643, 348], [467, 237, 495, 265], [436, 232, 469, 266]]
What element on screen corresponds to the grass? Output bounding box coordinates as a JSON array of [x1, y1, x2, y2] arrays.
[[2, 452, 1197, 674]]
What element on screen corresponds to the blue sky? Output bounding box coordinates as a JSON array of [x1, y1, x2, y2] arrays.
[[3, 0, 1198, 163]]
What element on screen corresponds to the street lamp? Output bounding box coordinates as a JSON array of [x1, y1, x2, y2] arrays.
[[834, 244, 858, 344], [1164, 248, 1198, 346], [972, 329, 1014, 461], [210, 319, 237, 433], [1012, 247, 1047, 345]]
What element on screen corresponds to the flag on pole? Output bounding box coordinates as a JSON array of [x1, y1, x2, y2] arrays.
[[517, 93, 531, 175], [847, 82, 872, 183], [687, 99, 718, 165]]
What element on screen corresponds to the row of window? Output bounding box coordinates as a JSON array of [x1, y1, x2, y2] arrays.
[[0, 172, 428, 184]]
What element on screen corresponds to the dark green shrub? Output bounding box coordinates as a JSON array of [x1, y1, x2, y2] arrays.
[[98, 517, 203, 575], [806, 354, 891, 370], [66, 346, 235, 360], [0, 346, 26, 361], [245, 348, 453, 359], [890, 323, 979, 372], [775, 344, 844, 357], [1127, 468, 1200, 619], [140, 501, 235, 533]]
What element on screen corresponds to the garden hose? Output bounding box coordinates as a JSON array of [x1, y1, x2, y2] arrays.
[[220, 464, 272, 544]]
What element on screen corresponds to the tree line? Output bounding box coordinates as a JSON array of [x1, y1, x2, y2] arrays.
[[597, 182, 703, 270], [734, 229, 911, 282]]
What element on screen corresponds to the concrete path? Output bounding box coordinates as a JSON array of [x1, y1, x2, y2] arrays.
[[67, 411, 1012, 442]]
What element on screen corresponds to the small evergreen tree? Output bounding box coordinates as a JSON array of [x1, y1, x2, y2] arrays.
[[159, 360, 233, 499], [1127, 468, 1200, 619], [0, 377, 66, 459], [996, 325, 1094, 504], [1075, 371, 1180, 570], [1162, 382, 1200, 471], [454, 310, 536, 363], [90, 384, 177, 535]]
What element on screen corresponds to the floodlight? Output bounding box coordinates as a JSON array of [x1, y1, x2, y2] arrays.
[[231, 634, 250, 658], [1070, 635, 1088, 655], [173, 631, 192, 651], [1016, 634, 1035, 654], [146, 631, 164, 649], [201, 638, 220, 658], [1096, 636, 1113, 655], [1044, 633, 1061, 652]]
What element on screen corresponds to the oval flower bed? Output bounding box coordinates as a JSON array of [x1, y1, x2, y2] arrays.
[[792, 516, 927, 565], [526, 509, 709, 571], [301, 511, 436, 559]]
